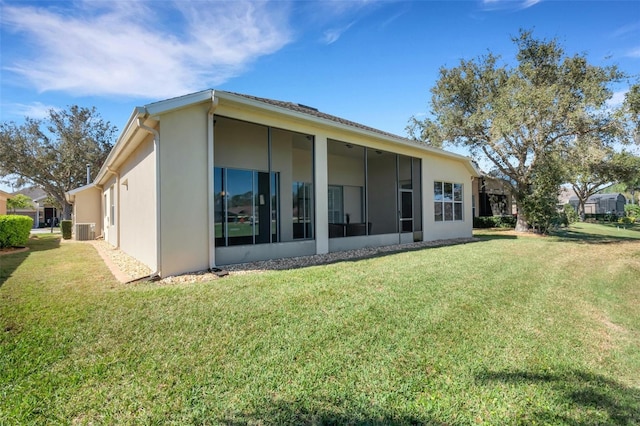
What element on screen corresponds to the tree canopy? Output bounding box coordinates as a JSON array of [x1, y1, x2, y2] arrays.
[[6, 194, 33, 213], [408, 30, 631, 231], [0, 106, 116, 219]]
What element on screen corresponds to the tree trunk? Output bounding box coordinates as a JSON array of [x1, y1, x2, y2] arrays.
[[578, 200, 586, 222], [515, 204, 529, 232], [62, 202, 73, 220]]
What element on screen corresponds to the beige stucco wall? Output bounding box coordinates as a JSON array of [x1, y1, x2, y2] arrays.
[[421, 155, 474, 241], [118, 135, 157, 271], [72, 186, 103, 237], [158, 103, 210, 277], [0, 193, 7, 215]]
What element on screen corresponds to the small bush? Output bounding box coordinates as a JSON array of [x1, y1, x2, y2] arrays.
[[0, 215, 33, 248], [473, 215, 517, 229], [618, 216, 635, 225], [563, 204, 579, 224], [61, 220, 72, 240], [624, 204, 640, 218]]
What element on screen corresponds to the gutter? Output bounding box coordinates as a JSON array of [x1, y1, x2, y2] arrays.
[[136, 116, 162, 279]]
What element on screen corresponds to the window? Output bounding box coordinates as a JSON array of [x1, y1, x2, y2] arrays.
[[434, 181, 463, 221], [214, 167, 279, 246], [109, 186, 115, 226]]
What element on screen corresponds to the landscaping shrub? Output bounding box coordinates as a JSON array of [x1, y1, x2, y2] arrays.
[[618, 216, 634, 225], [61, 220, 72, 240], [563, 204, 579, 224], [0, 215, 33, 248], [473, 215, 516, 229], [624, 204, 640, 220]]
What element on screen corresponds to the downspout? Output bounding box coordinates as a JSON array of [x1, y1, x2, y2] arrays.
[[137, 117, 162, 278], [207, 95, 219, 270]]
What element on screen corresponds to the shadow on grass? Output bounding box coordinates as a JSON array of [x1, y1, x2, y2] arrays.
[[551, 228, 640, 245], [476, 369, 640, 425], [215, 402, 432, 425], [225, 238, 486, 273], [0, 235, 61, 288]]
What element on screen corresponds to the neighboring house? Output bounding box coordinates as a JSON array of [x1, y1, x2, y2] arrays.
[[0, 190, 10, 215], [568, 193, 627, 216], [67, 90, 480, 278], [10, 187, 61, 227], [472, 175, 513, 217], [558, 186, 576, 207]]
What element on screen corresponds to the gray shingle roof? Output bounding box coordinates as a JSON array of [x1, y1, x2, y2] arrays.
[[226, 91, 411, 142], [12, 186, 47, 201], [568, 193, 624, 202]]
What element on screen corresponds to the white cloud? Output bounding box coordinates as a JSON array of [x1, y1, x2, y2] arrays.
[[626, 47, 640, 58], [322, 22, 355, 45], [606, 90, 628, 109], [481, 0, 541, 11], [2, 102, 59, 120], [1, 1, 293, 99]]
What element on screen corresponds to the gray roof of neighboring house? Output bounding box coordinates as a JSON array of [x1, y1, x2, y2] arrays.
[[568, 193, 625, 202], [11, 186, 47, 202]]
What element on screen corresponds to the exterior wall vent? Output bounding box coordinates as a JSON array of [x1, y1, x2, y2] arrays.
[[75, 223, 95, 241]]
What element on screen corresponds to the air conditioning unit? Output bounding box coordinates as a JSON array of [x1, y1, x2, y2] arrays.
[[75, 223, 95, 241]]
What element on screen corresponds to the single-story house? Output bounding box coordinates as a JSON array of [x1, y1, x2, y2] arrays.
[[568, 193, 626, 216], [67, 90, 480, 278], [8, 187, 60, 227], [0, 190, 10, 215]]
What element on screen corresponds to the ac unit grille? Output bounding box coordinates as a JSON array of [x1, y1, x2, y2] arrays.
[[75, 223, 95, 241]]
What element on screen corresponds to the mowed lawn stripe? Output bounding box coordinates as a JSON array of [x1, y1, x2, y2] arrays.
[[1, 226, 639, 425]]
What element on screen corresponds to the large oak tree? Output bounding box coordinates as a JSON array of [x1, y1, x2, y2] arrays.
[[0, 106, 116, 219], [408, 31, 625, 231]]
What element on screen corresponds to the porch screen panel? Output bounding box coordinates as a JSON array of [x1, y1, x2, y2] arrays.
[[412, 158, 422, 231], [226, 169, 254, 246], [290, 133, 314, 241], [327, 140, 365, 238], [214, 116, 268, 171], [214, 167, 225, 246], [367, 150, 397, 235]]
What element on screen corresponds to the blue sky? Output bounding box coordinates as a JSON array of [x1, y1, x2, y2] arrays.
[[1, 0, 639, 192]]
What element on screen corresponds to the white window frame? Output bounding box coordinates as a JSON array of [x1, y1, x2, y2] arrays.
[[434, 181, 464, 222]]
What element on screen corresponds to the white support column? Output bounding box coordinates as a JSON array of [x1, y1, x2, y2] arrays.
[[315, 134, 329, 254]]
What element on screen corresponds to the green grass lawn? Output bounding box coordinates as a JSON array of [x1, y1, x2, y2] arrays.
[[1, 225, 639, 425]]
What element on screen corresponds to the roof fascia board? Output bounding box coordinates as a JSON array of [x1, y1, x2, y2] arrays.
[[67, 183, 97, 196], [145, 90, 214, 117]]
